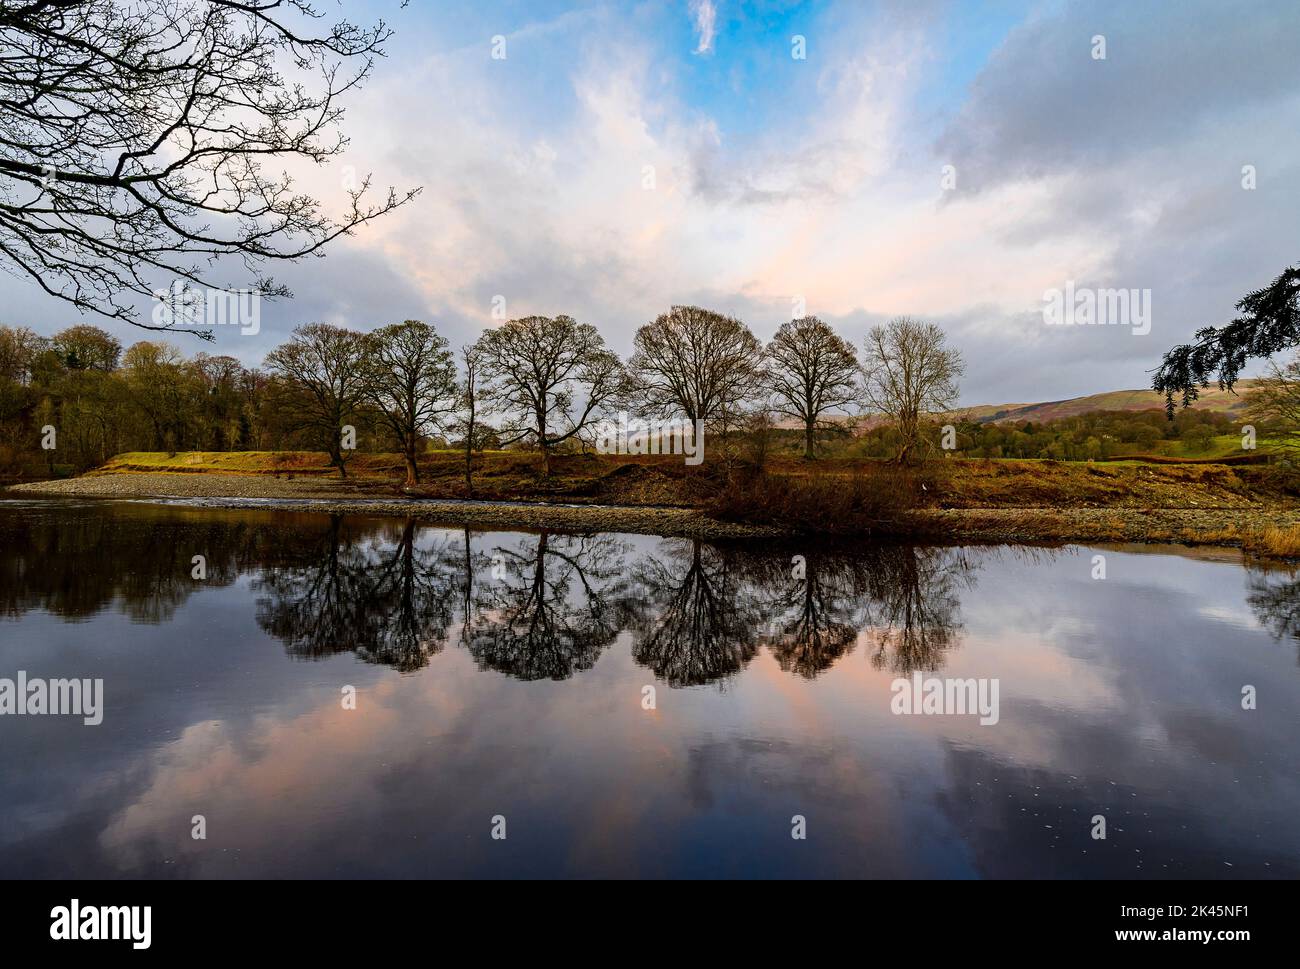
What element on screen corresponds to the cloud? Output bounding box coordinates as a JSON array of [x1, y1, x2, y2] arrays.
[[324, 2, 1221, 406], [938, 0, 1300, 193], [3, 1, 1297, 408], [928, 0, 1300, 400], [689, 0, 717, 55]]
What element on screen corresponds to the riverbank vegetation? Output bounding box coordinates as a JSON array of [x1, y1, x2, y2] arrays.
[[4, 262, 1299, 554], [1, 318, 1291, 481], [13, 454, 1300, 556], [43, 446, 1299, 512]]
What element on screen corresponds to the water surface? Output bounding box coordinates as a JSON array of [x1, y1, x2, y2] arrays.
[[1, 500, 1297, 878]]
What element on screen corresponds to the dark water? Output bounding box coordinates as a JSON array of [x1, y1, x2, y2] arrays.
[[1, 500, 1297, 879]]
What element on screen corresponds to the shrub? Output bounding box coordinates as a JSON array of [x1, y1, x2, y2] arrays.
[[708, 465, 919, 535]]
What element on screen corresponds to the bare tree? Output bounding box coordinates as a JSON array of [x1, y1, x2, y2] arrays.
[[0, 0, 416, 333], [764, 316, 860, 459], [458, 344, 482, 494], [263, 323, 366, 476], [629, 305, 761, 432], [861, 317, 964, 464], [474, 315, 628, 475], [359, 320, 457, 487], [1246, 353, 1300, 464], [0, 325, 39, 384], [190, 351, 247, 449]]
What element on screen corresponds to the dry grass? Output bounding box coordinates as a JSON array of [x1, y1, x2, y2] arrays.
[[1179, 523, 1300, 560], [1241, 525, 1300, 559], [79, 450, 1300, 524], [32, 448, 1300, 550], [100, 450, 389, 475], [913, 458, 1286, 509]]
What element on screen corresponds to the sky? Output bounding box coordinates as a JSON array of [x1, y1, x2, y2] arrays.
[[3, 0, 1299, 406]]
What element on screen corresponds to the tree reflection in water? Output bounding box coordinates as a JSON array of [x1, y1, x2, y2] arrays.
[[0, 504, 988, 683], [12, 503, 1300, 679], [628, 541, 978, 684], [629, 540, 763, 687], [0, 503, 269, 623], [463, 532, 635, 680], [746, 550, 875, 679], [861, 546, 978, 674], [255, 515, 463, 672], [1246, 561, 1300, 662]]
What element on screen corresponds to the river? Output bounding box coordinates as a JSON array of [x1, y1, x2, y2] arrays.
[[1, 500, 1296, 877]]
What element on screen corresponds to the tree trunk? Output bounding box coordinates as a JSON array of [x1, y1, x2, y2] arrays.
[[464, 417, 475, 495], [538, 413, 551, 476], [804, 420, 815, 460], [329, 446, 347, 478], [403, 449, 419, 487]]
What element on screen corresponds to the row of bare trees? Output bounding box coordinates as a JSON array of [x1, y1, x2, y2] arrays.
[[259, 308, 964, 482], [628, 307, 963, 462], [0, 1, 952, 477], [263, 320, 458, 484], [1, 309, 963, 481]]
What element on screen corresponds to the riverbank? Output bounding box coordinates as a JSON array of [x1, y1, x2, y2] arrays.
[[3, 472, 780, 539], [8, 466, 1300, 554], [910, 506, 1300, 551]]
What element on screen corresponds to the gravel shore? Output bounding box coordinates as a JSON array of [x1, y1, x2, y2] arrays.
[[4, 473, 780, 539], [7, 472, 1295, 548], [9, 472, 353, 500]]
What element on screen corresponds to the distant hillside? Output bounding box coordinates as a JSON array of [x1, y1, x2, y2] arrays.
[[964, 380, 1258, 425], [769, 380, 1258, 432]]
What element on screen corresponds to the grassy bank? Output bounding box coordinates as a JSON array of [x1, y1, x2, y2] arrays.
[[9, 449, 1300, 557], [84, 449, 1298, 505]]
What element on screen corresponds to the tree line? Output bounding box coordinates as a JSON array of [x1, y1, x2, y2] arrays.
[[0, 310, 963, 481]]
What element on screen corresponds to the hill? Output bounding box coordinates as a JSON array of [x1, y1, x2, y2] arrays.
[[769, 381, 1258, 433], [965, 381, 1257, 425]]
